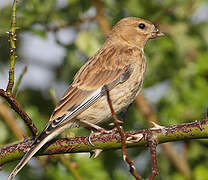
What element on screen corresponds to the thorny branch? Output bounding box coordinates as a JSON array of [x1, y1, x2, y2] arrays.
[[1, 119, 208, 167]]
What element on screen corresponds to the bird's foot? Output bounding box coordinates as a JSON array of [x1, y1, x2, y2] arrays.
[[88, 128, 112, 146]]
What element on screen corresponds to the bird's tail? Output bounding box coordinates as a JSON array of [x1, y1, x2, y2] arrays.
[[7, 132, 52, 180], [8, 118, 76, 179]]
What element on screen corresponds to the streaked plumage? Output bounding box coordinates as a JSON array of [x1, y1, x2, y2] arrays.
[[8, 17, 164, 180]]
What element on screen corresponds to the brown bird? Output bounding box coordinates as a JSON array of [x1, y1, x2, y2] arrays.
[[8, 17, 164, 179]]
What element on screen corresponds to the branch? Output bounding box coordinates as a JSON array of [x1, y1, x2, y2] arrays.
[[1, 119, 207, 166]]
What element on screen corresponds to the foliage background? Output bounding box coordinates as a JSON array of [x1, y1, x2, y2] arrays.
[[0, 0, 208, 180]]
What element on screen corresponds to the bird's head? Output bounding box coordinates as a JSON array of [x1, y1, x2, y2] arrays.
[[107, 17, 164, 48]]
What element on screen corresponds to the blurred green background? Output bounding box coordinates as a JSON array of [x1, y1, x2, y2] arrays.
[[0, 0, 208, 180]]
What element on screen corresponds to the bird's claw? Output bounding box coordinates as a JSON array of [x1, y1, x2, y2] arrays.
[[88, 129, 114, 146]]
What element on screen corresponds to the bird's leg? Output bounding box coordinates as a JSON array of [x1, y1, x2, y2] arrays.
[[81, 120, 114, 146], [81, 120, 110, 134]]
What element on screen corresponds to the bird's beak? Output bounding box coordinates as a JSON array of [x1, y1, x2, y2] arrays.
[[151, 27, 165, 39]]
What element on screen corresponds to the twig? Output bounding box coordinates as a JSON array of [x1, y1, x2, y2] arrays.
[[106, 89, 142, 180], [0, 89, 38, 136], [6, 0, 18, 93], [13, 66, 27, 96]]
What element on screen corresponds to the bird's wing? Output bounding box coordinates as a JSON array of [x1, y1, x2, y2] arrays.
[[48, 46, 134, 129]]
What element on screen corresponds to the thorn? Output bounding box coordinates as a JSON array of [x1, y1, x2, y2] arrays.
[[89, 149, 103, 158], [132, 165, 136, 170], [123, 154, 127, 161], [126, 134, 143, 143], [94, 149, 103, 158], [150, 122, 165, 130]]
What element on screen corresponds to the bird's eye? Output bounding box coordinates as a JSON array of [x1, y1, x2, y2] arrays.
[[138, 23, 145, 29]]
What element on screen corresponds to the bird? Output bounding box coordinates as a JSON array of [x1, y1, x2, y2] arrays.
[[8, 17, 164, 179]]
